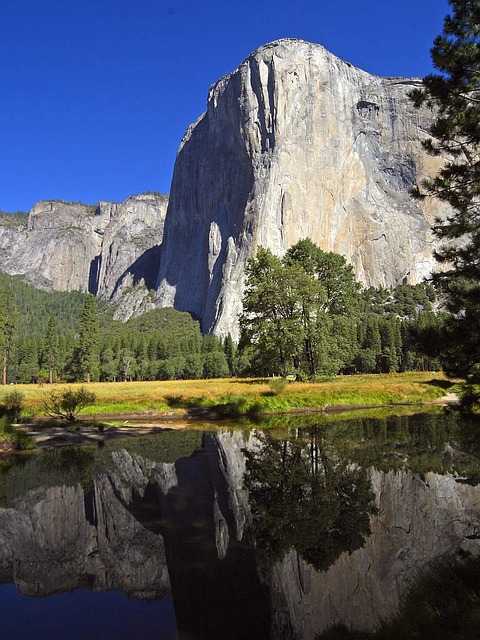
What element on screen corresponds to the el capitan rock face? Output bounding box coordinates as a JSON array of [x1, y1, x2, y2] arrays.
[[0, 39, 449, 335], [155, 38, 447, 338]]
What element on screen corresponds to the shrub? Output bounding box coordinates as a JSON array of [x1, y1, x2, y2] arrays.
[[42, 387, 97, 422], [1, 389, 25, 421], [268, 377, 287, 395]]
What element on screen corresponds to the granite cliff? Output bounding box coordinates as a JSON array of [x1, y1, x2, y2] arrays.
[[0, 39, 448, 336], [156, 38, 447, 338]]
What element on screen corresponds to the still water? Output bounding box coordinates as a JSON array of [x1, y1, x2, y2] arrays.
[[1, 411, 480, 639]]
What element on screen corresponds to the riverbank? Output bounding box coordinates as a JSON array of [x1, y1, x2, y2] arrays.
[[0, 372, 460, 451], [8, 390, 458, 450]]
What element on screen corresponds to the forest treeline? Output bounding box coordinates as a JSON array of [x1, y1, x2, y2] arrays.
[[0, 244, 444, 385]]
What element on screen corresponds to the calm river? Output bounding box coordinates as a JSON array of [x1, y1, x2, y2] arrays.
[[1, 410, 479, 639]]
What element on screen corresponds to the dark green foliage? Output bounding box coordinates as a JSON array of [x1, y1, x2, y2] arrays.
[[223, 333, 237, 376], [0, 390, 25, 421], [42, 387, 97, 422], [96, 308, 226, 381], [68, 294, 99, 382], [410, 0, 480, 383], [0, 283, 17, 385], [0, 272, 230, 382], [41, 317, 59, 384], [0, 272, 89, 337], [244, 428, 377, 571], [240, 239, 442, 378], [0, 252, 444, 383], [240, 239, 360, 378], [355, 284, 443, 374]]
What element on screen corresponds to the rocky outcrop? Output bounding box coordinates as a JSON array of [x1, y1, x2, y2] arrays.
[[155, 38, 448, 338], [0, 193, 168, 317], [0, 450, 170, 598]]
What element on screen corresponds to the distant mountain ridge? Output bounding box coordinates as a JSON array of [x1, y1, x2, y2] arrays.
[[0, 39, 449, 337]]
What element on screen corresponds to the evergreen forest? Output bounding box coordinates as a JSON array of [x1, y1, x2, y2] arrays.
[[0, 255, 443, 385]]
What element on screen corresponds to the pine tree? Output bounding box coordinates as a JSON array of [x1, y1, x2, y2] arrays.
[[410, 0, 480, 382], [223, 334, 237, 376], [72, 294, 99, 383], [0, 285, 17, 385], [42, 316, 58, 384]]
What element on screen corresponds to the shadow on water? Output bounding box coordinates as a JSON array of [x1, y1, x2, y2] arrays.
[[319, 555, 480, 640]]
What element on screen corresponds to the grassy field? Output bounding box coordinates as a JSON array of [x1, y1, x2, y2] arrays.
[[0, 371, 454, 419]]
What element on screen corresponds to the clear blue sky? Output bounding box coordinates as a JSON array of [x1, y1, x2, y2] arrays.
[[0, 0, 450, 213]]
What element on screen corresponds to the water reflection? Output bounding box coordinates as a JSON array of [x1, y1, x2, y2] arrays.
[[0, 411, 480, 639], [244, 428, 376, 571]]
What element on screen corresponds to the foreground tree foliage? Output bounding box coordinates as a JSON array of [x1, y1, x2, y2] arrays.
[[410, 0, 480, 386], [0, 258, 443, 383]]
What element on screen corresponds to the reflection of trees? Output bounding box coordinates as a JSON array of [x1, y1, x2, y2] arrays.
[[244, 428, 377, 572], [0, 446, 97, 506]]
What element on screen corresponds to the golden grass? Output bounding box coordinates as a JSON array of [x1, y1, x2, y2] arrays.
[[0, 371, 452, 417]]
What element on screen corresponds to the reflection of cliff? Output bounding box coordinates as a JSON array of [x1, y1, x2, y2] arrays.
[[134, 432, 271, 639], [0, 426, 480, 639], [0, 450, 170, 599], [269, 469, 480, 638]]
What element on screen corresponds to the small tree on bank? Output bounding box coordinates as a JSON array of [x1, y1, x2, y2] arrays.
[[42, 387, 97, 422]]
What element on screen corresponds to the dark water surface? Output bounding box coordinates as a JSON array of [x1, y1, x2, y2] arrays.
[[1, 410, 480, 639], [1, 585, 177, 640]]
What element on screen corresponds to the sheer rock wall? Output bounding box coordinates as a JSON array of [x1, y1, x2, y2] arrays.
[[156, 38, 447, 338]]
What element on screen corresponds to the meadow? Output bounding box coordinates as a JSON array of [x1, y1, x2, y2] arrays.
[[2, 371, 453, 419]]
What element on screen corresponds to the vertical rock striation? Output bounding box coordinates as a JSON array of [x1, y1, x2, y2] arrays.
[[156, 38, 447, 338]]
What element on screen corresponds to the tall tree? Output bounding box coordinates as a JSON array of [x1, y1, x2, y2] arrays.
[[0, 285, 17, 385], [240, 240, 360, 378], [42, 316, 58, 384], [410, 0, 480, 382], [72, 294, 99, 383]]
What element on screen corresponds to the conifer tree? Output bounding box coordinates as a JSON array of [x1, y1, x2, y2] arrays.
[[410, 0, 480, 381], [72, 294, 99, 383], [42, 316, 58, 384], [0, 285, 17, 385]]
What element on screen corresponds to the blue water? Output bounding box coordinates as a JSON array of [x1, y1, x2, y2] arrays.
[[0, 585, 177, 640]]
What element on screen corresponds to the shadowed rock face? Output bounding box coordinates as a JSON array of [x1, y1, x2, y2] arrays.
[[155, 38, 447, 338]]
